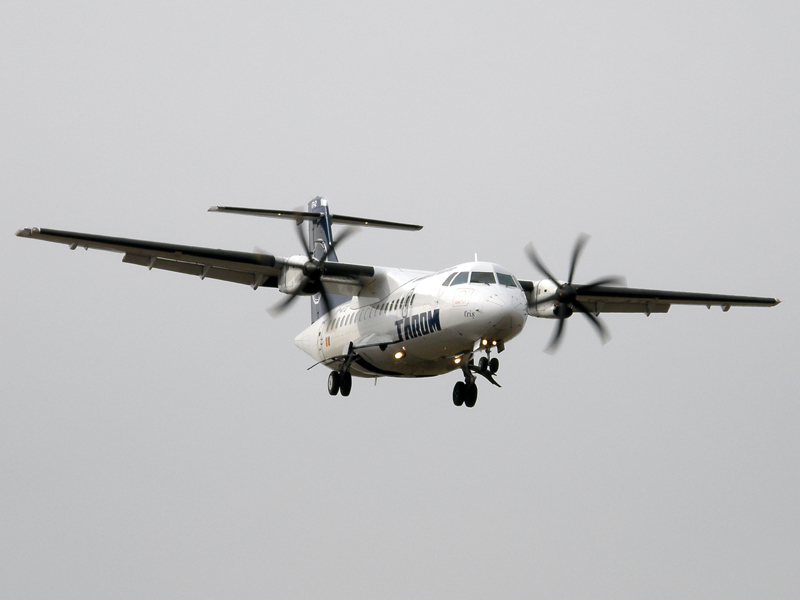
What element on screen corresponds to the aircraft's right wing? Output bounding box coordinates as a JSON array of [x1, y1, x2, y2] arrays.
[[15, 227, 375, 292]]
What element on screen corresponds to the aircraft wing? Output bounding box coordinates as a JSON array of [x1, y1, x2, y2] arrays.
[[518, 280, 779, 314], [15, 227, 375, 291]]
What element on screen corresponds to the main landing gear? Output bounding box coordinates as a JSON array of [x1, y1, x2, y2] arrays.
[[328, 341, 357, 397], [452, 350, 501, 408], [453, 380, 478, 408], [328, 370, 352, 396]]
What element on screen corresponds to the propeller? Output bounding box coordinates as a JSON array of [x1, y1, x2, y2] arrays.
[[268, 223, 356, 317], [525, 234, 625, 353]]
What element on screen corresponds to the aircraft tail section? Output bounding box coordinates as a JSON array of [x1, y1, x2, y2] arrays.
[[306, 197, 350, 323], [209, 197, 423, 323]]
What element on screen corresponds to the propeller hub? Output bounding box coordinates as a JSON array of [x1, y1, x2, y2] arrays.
[[557, 283, 578, 305], [303, 260, 322, 280]]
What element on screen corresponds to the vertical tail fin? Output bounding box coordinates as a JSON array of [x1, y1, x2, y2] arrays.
[[307, 197, 349, 322]]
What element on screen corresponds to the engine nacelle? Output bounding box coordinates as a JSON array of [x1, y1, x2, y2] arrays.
[[278, 264, 306, 294], [527, 280, 561, 319]]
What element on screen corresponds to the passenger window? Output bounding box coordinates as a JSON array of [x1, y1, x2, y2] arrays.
[[497, 273, 516, 287], [451, 271, 468, 285], [471, 271, 496, 284], [442, 273, 456, 286]]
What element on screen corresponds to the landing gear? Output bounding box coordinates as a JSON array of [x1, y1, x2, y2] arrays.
[[328, 371, 340, 396], [464, 383, 478, 408], [451, 346, 504, 407], [453, 380, 478, 408], [489, 357, 499, 374], [453, 381, 465, 406], [328, 370, 353, 396], [477, 355, 499, 374], [339, 372, 352, 397]]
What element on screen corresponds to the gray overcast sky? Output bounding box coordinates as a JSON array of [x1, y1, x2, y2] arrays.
[[2, 2, 798, 598]]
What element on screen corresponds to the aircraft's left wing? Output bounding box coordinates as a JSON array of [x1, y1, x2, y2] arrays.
[[575, 284, 779, 313], [519, 279, 779, 314]]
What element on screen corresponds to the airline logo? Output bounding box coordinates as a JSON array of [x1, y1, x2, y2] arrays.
[[394, 309, 442, 342]]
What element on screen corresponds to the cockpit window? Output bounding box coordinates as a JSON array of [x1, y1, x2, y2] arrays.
[[497, 273, 516, 287], [442, 273, 457, 286], [450, 271, 469, 285], [470, 271, 496, 284]]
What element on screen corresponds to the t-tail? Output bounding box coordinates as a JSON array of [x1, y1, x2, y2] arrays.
[[208, 197, 423, 323]]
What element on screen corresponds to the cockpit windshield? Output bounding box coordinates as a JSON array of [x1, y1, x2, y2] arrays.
[[470, 271, 496, 284], [450, 271, 469, 285], [497, 273, 516, 287], [445, 269, 517, 287]]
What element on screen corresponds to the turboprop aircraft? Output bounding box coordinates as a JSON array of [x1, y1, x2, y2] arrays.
[[16, 197, 780, 407]]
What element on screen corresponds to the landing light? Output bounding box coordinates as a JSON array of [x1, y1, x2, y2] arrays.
[[481, 339, 488, 346], [454, 357, 462, 365], [394, 351, 405, 360], [492, 340, 497, 346]]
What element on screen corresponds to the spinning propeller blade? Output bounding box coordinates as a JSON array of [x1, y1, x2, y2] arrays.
[[526, 235, 624, 353], [268, 224, 356, 317]]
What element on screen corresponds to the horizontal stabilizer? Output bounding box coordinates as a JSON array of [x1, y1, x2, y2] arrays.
[[209, 205, 422, 231]]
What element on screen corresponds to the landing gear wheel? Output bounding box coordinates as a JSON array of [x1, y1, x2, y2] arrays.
[[489, 357, 499, 374], [453, 381, 466, 406], [478, 356, 489, 372], [340, 372, 352, 397], [327, 371, 340, 396], [464, 383, 478, 408]]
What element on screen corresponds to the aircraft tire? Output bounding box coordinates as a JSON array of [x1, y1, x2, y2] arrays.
[[489, 358, 499, 373], [328, 371, 340, 396], [340, 372, 352, 397], [479, 356, 489, 372], [453, 381, 466, 406], [464, 383, 478, 408]]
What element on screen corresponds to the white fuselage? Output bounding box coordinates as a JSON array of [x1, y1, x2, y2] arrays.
[[294, 262, 528, 377]]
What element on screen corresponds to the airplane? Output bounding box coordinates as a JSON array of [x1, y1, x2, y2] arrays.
[[16, 196, 780, 407]]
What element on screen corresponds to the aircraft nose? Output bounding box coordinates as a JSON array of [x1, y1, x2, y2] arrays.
[[481, 291, 526, 338]]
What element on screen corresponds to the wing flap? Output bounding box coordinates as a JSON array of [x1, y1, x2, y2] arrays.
[[575, 301, 671, 314], [121, 254, 278, 288]]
